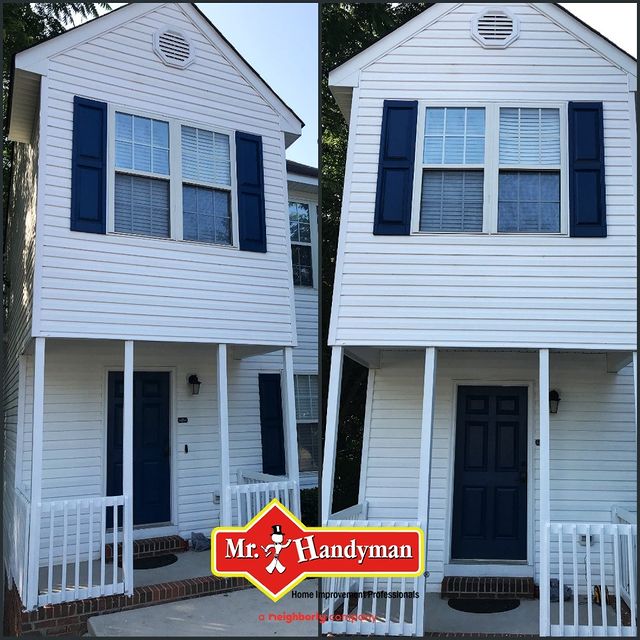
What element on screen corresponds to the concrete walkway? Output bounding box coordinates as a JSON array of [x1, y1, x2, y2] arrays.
[[88, 580, 318, 637]]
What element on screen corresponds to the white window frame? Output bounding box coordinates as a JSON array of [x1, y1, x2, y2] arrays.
[[410, 100, 569, 236], [107, 104, 239, 249], [288, 199, 318, 289]]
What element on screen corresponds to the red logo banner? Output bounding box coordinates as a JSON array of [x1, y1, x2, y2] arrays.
[[211, 499, 424, 601]]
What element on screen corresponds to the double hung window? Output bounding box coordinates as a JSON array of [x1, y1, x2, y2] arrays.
[[416, 104, 563, 234], [112, 109, 235, 246]]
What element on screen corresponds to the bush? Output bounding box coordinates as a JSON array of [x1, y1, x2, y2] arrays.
[[300, 487, 318, 527]]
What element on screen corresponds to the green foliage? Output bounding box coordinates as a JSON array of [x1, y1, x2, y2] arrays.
[[300, 487, 318, 527], [3, 3, 110, 227], [321, 3, 429, 510]]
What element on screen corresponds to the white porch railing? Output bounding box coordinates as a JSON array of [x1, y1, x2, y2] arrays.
[[228, 470, 300, 526], [37, 495, 131, 606], [11, 489, 31, 602], [546, 521, 637, 637], [321, 518, 425, 637], [612, 507, 637, 619]]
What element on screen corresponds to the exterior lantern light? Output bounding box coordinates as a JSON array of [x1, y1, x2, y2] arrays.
[[549, 389, 561, 414], [188, 374, 201, 395]]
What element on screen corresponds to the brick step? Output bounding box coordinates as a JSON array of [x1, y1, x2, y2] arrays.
[[105, 535, 189, 562], [441, 576, 536, 600]]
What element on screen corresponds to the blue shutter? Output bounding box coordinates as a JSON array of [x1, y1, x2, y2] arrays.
[[71, 96, 107, 233], [235, 131, 266, 252], [568, 102, 607, 237], [258, 374, 286, 476], [373, 100, 418, 235]]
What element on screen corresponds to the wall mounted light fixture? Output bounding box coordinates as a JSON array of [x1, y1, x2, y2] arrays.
[[188, 374, 201, 395], [549, 389, 561, 414]]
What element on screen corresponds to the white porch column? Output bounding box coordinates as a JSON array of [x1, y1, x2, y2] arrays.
[[633, 352, 637, 435], [321, 346, 343, 523], [26, 337, 45, 609], [122, 340, 134, 595], [282, 348, 300, 508], [217, 344, 232, 525], [539, 348, 551, 636], [415, 347, 437, 636]]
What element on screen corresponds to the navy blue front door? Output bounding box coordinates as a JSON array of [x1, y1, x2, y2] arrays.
[[451, 386, 528, 561], [258, 374, 286, 476], [107, 372, 171, 526]]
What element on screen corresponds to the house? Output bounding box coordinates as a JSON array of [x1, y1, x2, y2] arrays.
[[2, 1, 317, 625], [322, 3, 636, 637]]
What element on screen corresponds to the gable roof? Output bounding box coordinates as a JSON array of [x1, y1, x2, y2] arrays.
[[329, 2, 637, 120], [8, 2, 303, 144]]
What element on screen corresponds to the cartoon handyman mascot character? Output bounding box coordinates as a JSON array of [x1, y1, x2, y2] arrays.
[[262, 524, 291, 574]]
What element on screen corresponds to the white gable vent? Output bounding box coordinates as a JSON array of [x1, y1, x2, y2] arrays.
[[153, 28, 195, 68], [472, 8, 519, 49]]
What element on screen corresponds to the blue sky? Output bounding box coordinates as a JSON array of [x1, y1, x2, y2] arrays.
[[104, 3, 318, 167]]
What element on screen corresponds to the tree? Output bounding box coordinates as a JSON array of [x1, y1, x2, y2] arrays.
[[3, 3, 110, 225], [321, 4, 429, 509]]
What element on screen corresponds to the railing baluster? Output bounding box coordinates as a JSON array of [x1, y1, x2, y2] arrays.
[[42, 502, 55, 599], [626, 529, 636, 630], [586, 527, 593, 630], [599, 524, 607, 634], [399, 576, 407, 630], [112, 501, 118, 588], [356, 576, 364, 634], [61, 501, 68, 596], [74, 501, 81, 600], [384, 576, 392, 633], [372, 576, 379, 630], [88, 500, 94, 592], [613, 526, 622, 633], [558, 526, 564, 632], [47, 504, 55, 601], [572, 524, 578, 631], [100, 500, 106, 591]]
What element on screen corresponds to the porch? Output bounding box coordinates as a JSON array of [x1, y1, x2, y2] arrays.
[[321, 346, 637, 636], [10, 337, 301, 612]]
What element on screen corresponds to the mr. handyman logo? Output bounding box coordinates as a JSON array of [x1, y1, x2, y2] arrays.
[[211, 499, 424, 601]]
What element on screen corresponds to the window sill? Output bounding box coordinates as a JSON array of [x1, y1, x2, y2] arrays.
[[107, 231, 240, 250], [410, 231, 568, 238]]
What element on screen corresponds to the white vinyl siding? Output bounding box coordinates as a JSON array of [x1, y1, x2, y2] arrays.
[[36, 2, 296, 345], [2, 122, 38, 582], [362, 350, 636, 591], [331, 2, 636, 350]]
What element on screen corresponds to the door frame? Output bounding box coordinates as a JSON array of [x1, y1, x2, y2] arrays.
[[445, 380, 535, 573], [102, 366, 178, 535]]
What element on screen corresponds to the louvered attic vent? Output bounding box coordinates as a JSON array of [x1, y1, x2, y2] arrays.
[[472, 9, 519, 49], [153, 28, 195, 68]]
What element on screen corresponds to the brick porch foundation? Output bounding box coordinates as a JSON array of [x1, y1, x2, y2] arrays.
[[7, 574, 250, 636]]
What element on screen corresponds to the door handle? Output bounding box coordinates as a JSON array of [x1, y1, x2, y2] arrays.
[[519, 470, 527, 483], [164, 446, 170, 457]]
